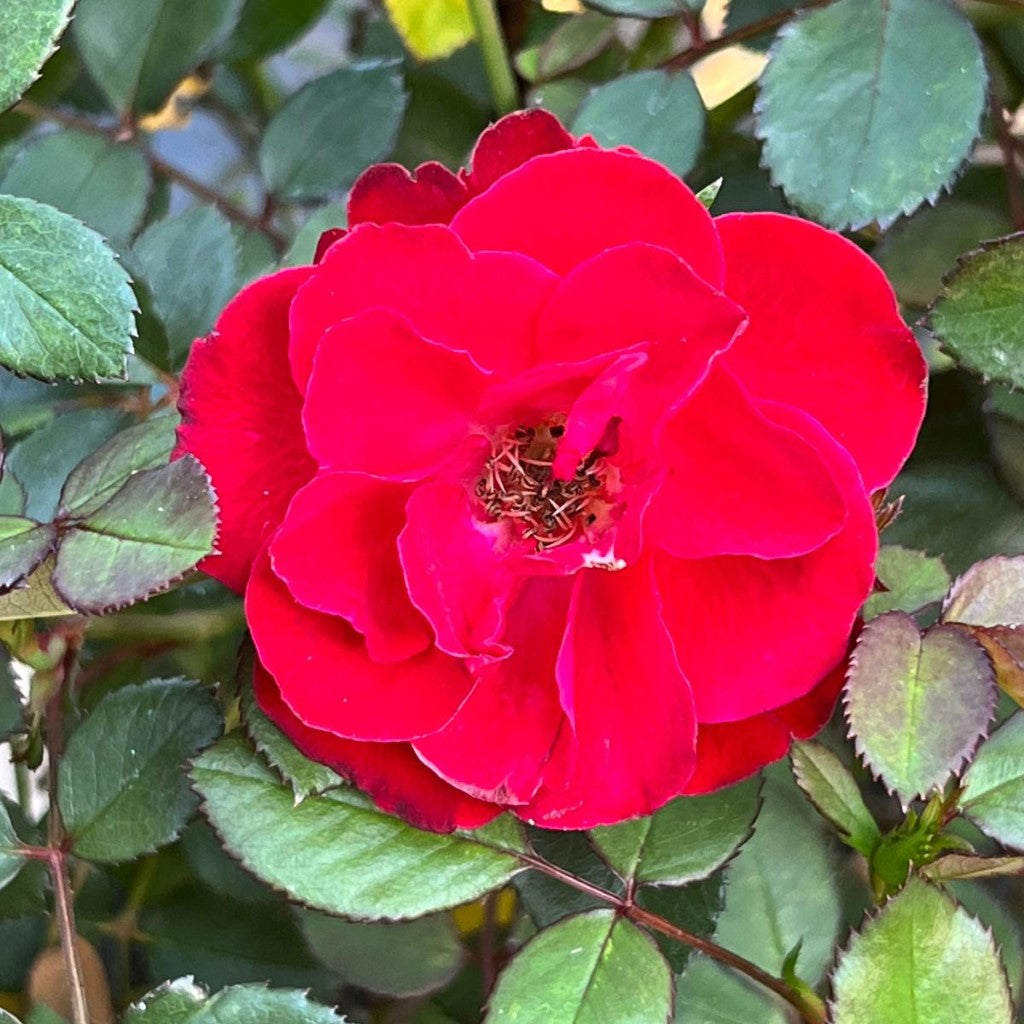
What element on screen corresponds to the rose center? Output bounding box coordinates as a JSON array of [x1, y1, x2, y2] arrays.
[[474, 417, 614, 551]]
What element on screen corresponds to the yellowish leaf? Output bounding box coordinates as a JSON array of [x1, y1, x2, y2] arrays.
[[383, 0, 475, 61]]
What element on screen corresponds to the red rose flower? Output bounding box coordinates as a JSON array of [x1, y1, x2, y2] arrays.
[[176, 110, 927, 832]]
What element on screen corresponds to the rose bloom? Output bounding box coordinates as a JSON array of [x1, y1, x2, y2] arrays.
[[177, 110, 926, 832]]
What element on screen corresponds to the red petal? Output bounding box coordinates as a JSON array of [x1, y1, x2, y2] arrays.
[[289, 223, 556, 389], [269, 472, 430, 663], [451, 148, 723, 285], [535, 242, 745, 369], [413, 577, 571, 804], [656, 404, 876, 723], [246, 546, 473, 742], [348, 161, 469, 227], [175, 267, 316, 593], [521, 557, 698, 828], [717, 212, 927, 491], [313, 228, 346, 263], [682, 658, 846, 794], [462, 109, 577, 196], [646, 368, 847, 559], [398, 481, 520, 660], [302, 309, 490, 480], [253, 664, 498, 831]]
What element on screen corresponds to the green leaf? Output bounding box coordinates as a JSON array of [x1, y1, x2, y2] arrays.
[[0, 1012, 21, 1024], [582, 0, 690, 18], [930, 235, 1024, 388], [282, 203, 347, 267], [260, 63, 407, 201], [0, 517, 56, 591], [0, 668, 22, 739], [756, 0, 986, 229], [864, 545, 951, 620], [141, 889, 326, 991], [59, 678, 222, 862], [590, 777, 758, 886], [985, 384, 1024, 508], [0, 0, 75, 113], [961, 711, 1024, 851], [830, 878, 1013, 1024], [675, 958, 787, 1024], [220, 0, 330, 61], [874, 200, 1010, 312], [241, 686, 343, 799], [845, 612, 996, 805], [0, 802, 25, 893], [300, 910, 465, 997], [73, 0, 245, 114], [694, 178, 722, 211], [130, 207, 238, 370], [58, 415, 178, 518], [0, 196, 136, 381], [724, 0, 800, 49], [0, 131, 151, 248], [191, 735, 521, 919], [524, 14, 616, 82], [484, 909, 672, 1024], [713, 766, 840, 982], [790, 740, 880, 856], [638, 873, 724, 975], [573, 70, 705, 178], [942, 555, 1024, 627], [0, 557, 73, 621], [125, 978, 343, 1024], [181, 819, 275, 905], [53, 455, 217, 614]]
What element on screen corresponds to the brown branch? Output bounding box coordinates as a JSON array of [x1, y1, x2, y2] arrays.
[[988, 77, 1024, 230], [14, 99, 286, 253], [518, 852, 825, 1024]]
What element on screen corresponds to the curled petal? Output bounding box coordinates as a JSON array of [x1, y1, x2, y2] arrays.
[[270, 472, 430, 663], [247, 546, 473, 742], [657, 403, 876, 723], [175, 267, 316, 593], [348, 160, 469, 227], [451, 148, 723, 286], [717, 212, 927, 490]]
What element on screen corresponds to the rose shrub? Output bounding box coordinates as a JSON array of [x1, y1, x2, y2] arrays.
[[176, 110, 927, 832]]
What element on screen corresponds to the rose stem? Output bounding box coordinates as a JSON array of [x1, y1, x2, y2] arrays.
[[466, 0, 520, 115]]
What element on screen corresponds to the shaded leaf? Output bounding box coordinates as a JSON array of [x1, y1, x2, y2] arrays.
[[0, 801, 25, 893], [299, 910, 465, 997], [524, 15, 616, 82], [790, 740, 879, 856], [961, 711, 1024, 851], [141, 888, 326, 991], [0, 518, 56, 592], [0, 196, 136, 381], [725, 0, 803, 49], [124, 978, 343, 1024], [73, 0, 245, 114], [675, 957, 787, 1024], [59, 678, 222, 862], [0, 131, 151, 248], [260, 63, 407, 201], [130, 207, 238, 370], [590, 777, 758, 886], [863, 545, 951, 620], [942, 555, 1024, 627], [484, 909, 672, 1024], [845, 612, 996, 805], [220, 0, 330, 61], [53, 456, 217, 614], [241, 686, 343, 800], [191, 736, 522, 919], [713, 766, 840, 983], [756, 0, 986, 229], [573, 70, 705, 178], [923, 854, 1024, 881], [830, 878, 1012, 1024], [638, 873, 724, 975], [0, 668, 22, 739], [181, 819, 275, 906], [583, 0, 691, 18], [694, 178, 722, 210], [0, 0, 75, 113], [930, 235, 1024, 389]]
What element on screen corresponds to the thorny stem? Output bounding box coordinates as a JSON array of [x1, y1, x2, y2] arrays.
[[45, 636, 90, 1024], [987, 75, 1024, 231], [466, 0, 520, 115], [14, 99, 287, 253], [518, 852, 827, 1024]]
